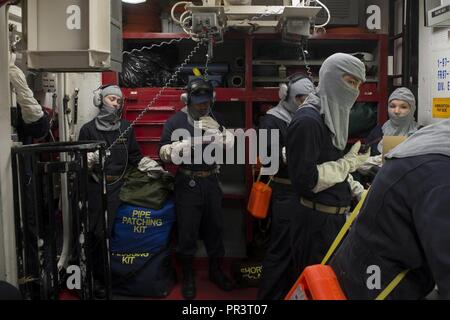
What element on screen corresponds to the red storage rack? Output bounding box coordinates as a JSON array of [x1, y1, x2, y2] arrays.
[[103, 31, 388, 206], [120, 88, 184, 159]]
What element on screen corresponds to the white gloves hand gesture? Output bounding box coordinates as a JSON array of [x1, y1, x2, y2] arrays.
[[195, 116, 221, 132], [343, 141, 371, 172]]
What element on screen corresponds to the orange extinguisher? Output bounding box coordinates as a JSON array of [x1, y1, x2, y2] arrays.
[[247, 161, 273, 219]]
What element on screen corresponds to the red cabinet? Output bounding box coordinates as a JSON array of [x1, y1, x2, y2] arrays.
[[103, 31, 388, 200]]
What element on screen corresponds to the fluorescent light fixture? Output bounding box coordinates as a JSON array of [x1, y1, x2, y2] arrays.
[[122, 0, 146, 4]]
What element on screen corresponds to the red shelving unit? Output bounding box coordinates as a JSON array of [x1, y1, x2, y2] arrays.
[[103, 31, 388, 202]]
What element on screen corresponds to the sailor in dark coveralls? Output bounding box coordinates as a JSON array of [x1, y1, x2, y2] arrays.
[[331, 118, 450, 299], [287, 53, 369, 274], [78, 85, 142, 297], [159, 78, 234, 299], [257, 74, 315, 300]]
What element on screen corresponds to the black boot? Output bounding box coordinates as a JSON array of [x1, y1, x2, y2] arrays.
[[209, 258, 233, 291], [179, 256, 196, 300], [93, 279, 106, 300]]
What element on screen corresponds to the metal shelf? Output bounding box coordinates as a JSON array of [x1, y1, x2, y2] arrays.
[[253, 59, 378, 67], [252, 76, 379, 83], [123, 32, 190, 39]]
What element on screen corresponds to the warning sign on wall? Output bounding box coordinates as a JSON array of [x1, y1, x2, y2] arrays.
[[432, 50, 450, 119], [432, 98, 450, 118]]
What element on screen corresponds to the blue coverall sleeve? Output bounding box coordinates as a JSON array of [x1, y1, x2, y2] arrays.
[[159, 118, 175, 149], [78, 125, 90, 141], [287, 115, 324, 195], [413, 183, 450, 299], [260, 115, 283, 167]]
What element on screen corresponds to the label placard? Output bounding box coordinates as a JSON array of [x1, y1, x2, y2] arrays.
[[432, 98, 450, 118]]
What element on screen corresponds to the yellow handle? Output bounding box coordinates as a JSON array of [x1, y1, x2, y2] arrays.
[[321, 189, 369, 265], [375, 270, 409, 300], [319, 187, 409, 300], [192, 67, 202, 77]]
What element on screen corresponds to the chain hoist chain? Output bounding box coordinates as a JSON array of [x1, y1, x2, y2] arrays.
[[107, 39, 207, 153], [122, 38, 187, 56]]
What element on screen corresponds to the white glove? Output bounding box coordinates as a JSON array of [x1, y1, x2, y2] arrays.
[[195, 116, 221, 131], [281, 146, 287, 164], [312, 141, 370, 193], [347, 174, 365, 201], [138, 156, 166, 178], [203, 126, 235, 150], [138, 156, 161, 172], [87, 151, 99, 169], [9, 64, 44, 124], [342, 141, 371, 172], [357, 155, 382, 175], [159, 140, 192, 163]]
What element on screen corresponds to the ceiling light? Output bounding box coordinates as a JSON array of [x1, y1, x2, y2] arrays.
[[122, 0, 146, 4]]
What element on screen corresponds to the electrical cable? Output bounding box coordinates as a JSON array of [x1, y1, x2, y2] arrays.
[[171, 1, 191, 24], [313, 0, 330, 28]]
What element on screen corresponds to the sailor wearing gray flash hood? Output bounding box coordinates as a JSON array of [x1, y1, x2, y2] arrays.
[[78, 85, 143, 298], [372, 87, 419, 153], [286, 53, 370, 274], [258, 75, 315, 300], [382, 87, 419, 145], [330, 118, 450, 299], [357, 87, 420, 176], [94, 85, 124, 131], [266, 76, 316, 124]]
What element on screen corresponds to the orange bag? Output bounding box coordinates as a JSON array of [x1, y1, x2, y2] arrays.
[[247, 175, 273, 219], [284, 265, 346, 300]]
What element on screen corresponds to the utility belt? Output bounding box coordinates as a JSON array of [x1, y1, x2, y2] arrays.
[[300, 197, 350, 215], [106, 175, 121, 183], [178, 167, 219, 178], [272, 176, 292, 185], [91, 173, 121, 184]]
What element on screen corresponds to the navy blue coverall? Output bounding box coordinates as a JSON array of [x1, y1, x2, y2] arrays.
[[257, 114, 303, 300], [287, 106, 352, 272], [78, 118, 142, 282], [330, 154, 450, 299], [159, 111, 226, 259], [78, 119, 142, 235]]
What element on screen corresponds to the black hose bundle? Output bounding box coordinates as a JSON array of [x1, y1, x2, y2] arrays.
[[119, 49, 174, 88]]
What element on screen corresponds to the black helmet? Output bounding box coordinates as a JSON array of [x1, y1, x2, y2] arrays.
[[186, 78, 214, 105]]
